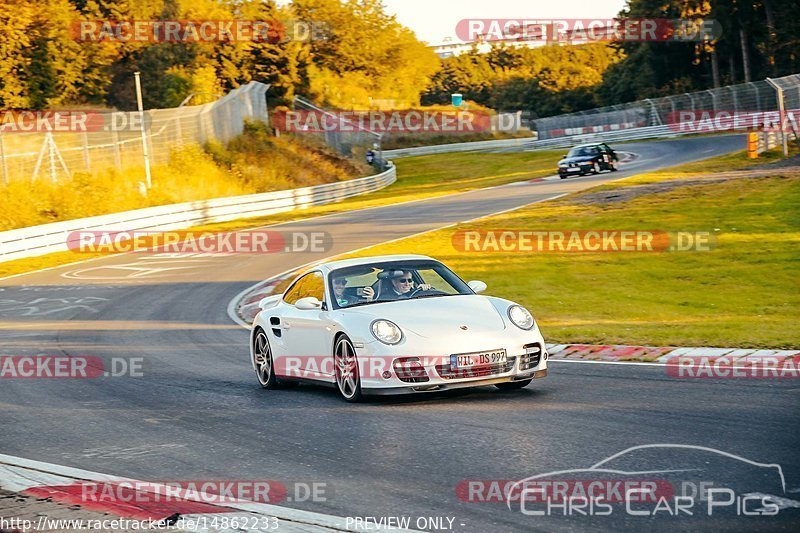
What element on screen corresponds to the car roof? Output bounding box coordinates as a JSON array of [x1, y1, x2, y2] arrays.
[[318, 254, 436, 273]]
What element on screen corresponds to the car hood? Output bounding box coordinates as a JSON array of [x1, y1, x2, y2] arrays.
[[343, 295, 507, 338], [560, 156, 596, 164]]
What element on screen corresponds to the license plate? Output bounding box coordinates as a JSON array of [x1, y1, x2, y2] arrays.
[[451, 349, 507, 369], [567, 167, 581, 172]]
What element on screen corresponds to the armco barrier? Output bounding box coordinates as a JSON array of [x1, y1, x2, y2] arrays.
[[382, 137, 534, 158], [383, 122, 782, 159], [382, 125, 692, 159], [0, 164, 395, 263]]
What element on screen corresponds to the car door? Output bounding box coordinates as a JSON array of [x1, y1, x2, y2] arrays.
[[279, 271, 336, 380]]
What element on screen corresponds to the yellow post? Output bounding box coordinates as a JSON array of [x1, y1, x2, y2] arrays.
[[747, 132, 758, 159]]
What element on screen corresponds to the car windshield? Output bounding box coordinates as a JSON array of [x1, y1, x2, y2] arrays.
[[568, 146, 599, 157], [328, 260, 472, 309]]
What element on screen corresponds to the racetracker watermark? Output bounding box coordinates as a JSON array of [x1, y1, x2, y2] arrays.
[[0, 356, 143, 378], [272, 355, 451, 380], [0, 110, 151, 133], [71, 20, 328, 43], [273, 110, 492, 134], [66, 230, 332, 254], [666, 355, 800, 379], [451, 230, 715, 253], [76, 480, 329, 504], [456, 18, 721, 43], [457, 479, 673, 503], [667, 110, 800, 133]]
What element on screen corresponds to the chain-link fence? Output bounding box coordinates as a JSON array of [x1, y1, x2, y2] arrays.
[[0, 82, 269, 185], [292, 96, 385, 170], [531, 74, 800, 141]]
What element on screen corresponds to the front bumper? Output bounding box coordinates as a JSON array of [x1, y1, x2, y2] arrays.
[[356, 333, 549, 394], [559, 165, 586, 175], [364, 368, 547, 395]]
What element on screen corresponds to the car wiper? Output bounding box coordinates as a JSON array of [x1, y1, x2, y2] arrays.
[[411, 293, 451, 300], [340, 300, 377, 309]]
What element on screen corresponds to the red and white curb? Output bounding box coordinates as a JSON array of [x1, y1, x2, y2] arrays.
[[0, 454, 418, 532], [232, 279, 799, 369], [546, 344, 800, 367]]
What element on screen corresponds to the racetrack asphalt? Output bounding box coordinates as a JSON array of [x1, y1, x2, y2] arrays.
[[2, 134, 798, 532]]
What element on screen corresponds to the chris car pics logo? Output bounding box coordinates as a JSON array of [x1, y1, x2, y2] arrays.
[[503, 444, 793, 518]]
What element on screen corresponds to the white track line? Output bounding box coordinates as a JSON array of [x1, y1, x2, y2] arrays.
[[0, 453, 419, 532], [460, 193, 567, 223], [0, 254, 118, 283]]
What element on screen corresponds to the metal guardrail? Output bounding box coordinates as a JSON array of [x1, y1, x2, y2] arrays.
[[0, 164, 396, 263], [382, 137, 534, 158], [383, 125, 695, 158]]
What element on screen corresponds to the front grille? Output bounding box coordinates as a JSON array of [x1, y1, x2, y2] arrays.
[[435, 357, 516, 380], [520, 343, 542, 371]]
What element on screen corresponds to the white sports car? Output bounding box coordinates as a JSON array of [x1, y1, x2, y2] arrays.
[[250, 255, 548, 401]]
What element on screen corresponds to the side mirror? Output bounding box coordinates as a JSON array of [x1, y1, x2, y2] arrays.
[[468, 280, 487, 294], [259, 296, 278, 310], [295, 296, 322, 310]]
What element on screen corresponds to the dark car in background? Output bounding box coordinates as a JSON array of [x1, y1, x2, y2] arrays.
[[558, 143, 619, 178]]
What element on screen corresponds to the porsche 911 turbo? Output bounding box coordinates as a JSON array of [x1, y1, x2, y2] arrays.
[[250, 255, 548, 401]]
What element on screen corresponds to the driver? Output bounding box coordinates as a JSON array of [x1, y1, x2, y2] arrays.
[[384, 270, 432, 300], [332, 275, 374, 306]]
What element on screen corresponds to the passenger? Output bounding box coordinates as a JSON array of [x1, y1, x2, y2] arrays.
[[382, 270, 432, 300], [332, 276, 374, 306]]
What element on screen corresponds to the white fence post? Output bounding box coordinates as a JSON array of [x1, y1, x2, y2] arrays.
[[0, 134, 7, 185], [134, 72, 152, 188], [112, 129, 122, 169], [766, 77, 789, 157], [82, 132, 91, 172]]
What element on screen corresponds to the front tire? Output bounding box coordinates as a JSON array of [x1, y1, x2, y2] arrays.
[[334, 335, 363, 402], [495, 379, 532, 390], [253, 329, 278, 389]]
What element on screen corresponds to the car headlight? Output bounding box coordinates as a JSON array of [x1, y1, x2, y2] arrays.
[[508, 305, 535, 330], [371, 319, 403, 345]]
